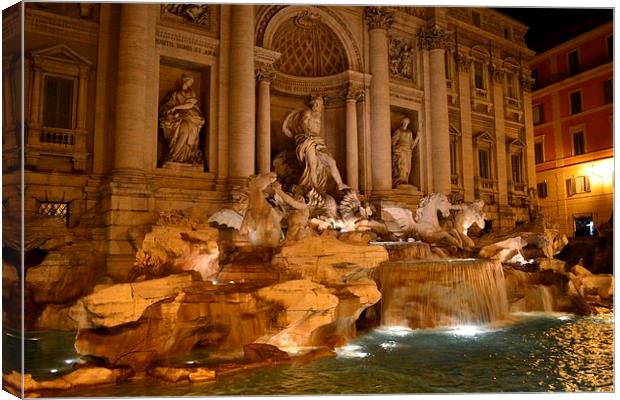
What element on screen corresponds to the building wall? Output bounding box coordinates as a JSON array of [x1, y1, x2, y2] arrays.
[[3, 4, 536, 279], [531, 22, 613, 237]]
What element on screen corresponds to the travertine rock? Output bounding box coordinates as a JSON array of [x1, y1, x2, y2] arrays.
[[147, 366, 215, 383], [35, 302, 88, 331], [272, 235, 389, 284], [25, 245, 99, 304]]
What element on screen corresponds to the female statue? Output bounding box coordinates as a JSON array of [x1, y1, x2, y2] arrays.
[[159, 74, 205, 165], [391, 117, 419, 186]]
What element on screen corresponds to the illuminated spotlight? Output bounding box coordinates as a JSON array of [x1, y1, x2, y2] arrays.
[[229, 280, 235, 284], [380, 341, 398, 349], [210, 280, 218, 285], [185, 360, 196, 365], [378, 326, 414, 337], [336, 344, 368, 358], [50, 369, 58, 373], [557, 315, 572, 321], [63, 359, 75, 365], [450, 325, 484, 336]]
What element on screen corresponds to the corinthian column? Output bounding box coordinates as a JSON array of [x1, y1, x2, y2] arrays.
[[344, 84, 363, 190], [419, 25, 452, 194], [365, 7, 393, 193], [255, 65, 275, 174], [113, 4, 152, 176], [228, 5, 256, 181]]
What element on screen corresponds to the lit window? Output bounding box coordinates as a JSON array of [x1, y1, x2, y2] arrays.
[[533, 104, 544, 125], [570, 91, 582, 115], [534, 142, 544, 164], [42, 76, 74, 129], [478, 148, 491, 179], [568, 50, 580, 76], [604, 79, 613, 104], [537, 182, 548, 198], [574, 214, 595, 237], [572, 131, 585, 155], [36, 200, 70, 226], [566, 176, 590, 196]]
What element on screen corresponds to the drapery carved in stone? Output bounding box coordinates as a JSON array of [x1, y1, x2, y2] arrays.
[[364, 7, 394, 30], [162, 4, 210, 27], [417, 25, 452, 51], [389, 37, 415, 80]]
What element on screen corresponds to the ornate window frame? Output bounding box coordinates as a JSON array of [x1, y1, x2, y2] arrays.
[[27, 44, 91, 171]]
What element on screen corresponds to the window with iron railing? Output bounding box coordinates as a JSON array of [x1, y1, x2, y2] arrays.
[[36, 200, 70, 226], [42, 76, 74, 130]]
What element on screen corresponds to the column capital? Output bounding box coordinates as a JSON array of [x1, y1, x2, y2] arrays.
[[417, 25, 452, 51], [344, 83, 364, 102], [454, 52, 472, 72], [255, 63, 276, 83], [519, 70, 535, 92], [365, 7, 394, 30]]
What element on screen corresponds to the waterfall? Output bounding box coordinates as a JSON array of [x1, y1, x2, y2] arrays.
[[379, 259, 510, 329]]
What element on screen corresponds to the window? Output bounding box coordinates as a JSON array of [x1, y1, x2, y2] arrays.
[[574, 214, 595, 237], [37, 200, 70, 226], [450, 138, 458, 175], [505, 72, 516, 98], [537, 182, 548, 198], [604, 79, 613, 104], [474, 61, 485, 89], [534, 142, 544, 164], [533, 104, 544, 125], [570, 91, 582, 115], [607, 35, 613, 62], [503, 26, 512, 40], [478, 148, 491, 179], [511, 154, 523, 183], [472, 11, 481, 28], [42, 76, 74, 129], [568, 50, 580, 76], [566, 176, 590, 196], [572, 131, 585, 155]]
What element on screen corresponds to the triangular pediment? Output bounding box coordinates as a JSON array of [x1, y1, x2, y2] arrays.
[[474, 131, 495, 143], [31, 44, 92, 66], [508, 137, 526, 148]]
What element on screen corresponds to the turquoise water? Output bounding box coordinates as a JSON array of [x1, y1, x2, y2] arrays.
[[7, 312, 614, 396]]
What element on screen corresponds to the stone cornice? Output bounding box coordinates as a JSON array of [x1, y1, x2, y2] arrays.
[[417, 25, 452, 51], [272, 69, 369, 99], [365, 7, 394, 30], [155, 24, 219, 58], [25, 8, 99, 44]]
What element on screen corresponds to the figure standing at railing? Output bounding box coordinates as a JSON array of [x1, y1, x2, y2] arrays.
[[159, 74, 205, 165]]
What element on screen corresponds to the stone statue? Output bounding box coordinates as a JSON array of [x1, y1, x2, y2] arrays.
[[281, 96, 349, 206], [382, 193, 462, 248], [451, 199, 486, 250], [159, 74, 205, 165], [391, 117, 419, 187]]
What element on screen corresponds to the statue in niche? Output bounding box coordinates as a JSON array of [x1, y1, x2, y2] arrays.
[[159, 74, 205, 165], [391, 117, 419, 187], [281, 96, 349, 210]]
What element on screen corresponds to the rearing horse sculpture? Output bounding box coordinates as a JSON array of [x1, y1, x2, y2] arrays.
[[383, 193, 463, 248]]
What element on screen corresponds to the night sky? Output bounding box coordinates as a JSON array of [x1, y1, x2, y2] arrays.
[[495, 8, 613, 53]]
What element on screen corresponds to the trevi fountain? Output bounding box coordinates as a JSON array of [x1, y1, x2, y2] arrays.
[[2, 93, 613, 397]]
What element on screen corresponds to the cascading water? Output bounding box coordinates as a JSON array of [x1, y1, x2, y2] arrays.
[[378, 258, 510, 329]]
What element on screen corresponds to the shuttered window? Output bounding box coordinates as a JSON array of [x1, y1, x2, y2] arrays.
[[42, 76, 74, 129]]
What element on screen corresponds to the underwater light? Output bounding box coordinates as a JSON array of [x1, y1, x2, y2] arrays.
[[50, 369, 58, 373], [64, 359, 75, 365], [336, 344, 368, 358], [379, 326, 414, 337], [229, 280, 235, 284], [185, 360, 196, 365], [557, 315, 572, 321], [450, 325, 483, 336], [380, 341, 398, 349]]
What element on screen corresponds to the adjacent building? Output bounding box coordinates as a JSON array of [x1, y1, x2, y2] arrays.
[[3, 4, 537, 280], [530, 22, 613, 238]]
